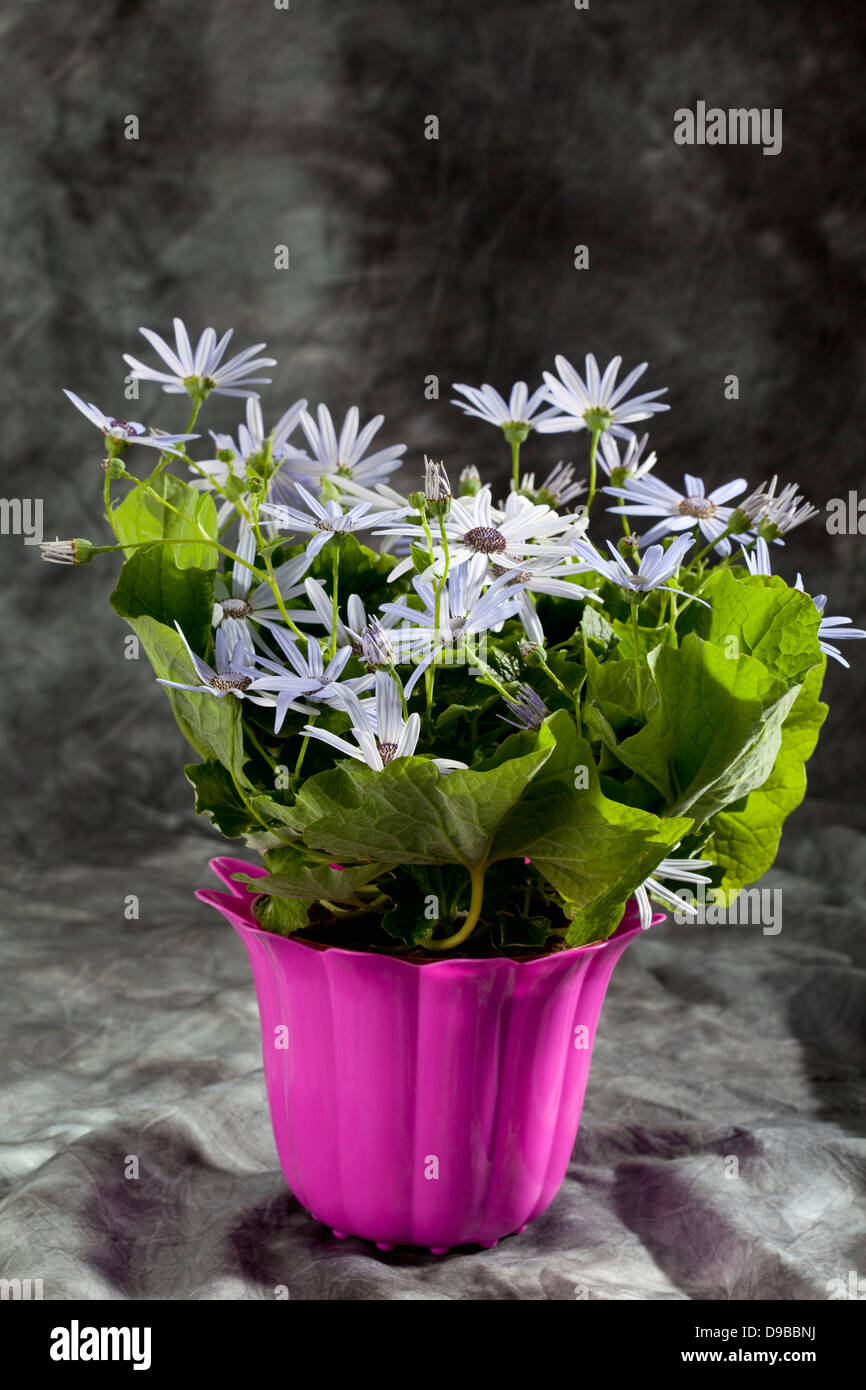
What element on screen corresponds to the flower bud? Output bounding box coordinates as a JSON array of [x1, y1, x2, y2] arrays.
[[423, 456, 452, 517], [617, 533, 641, 558], [459, 466, 482, 497], [518, 640, 545, 667], [40, 537, 96, 565]]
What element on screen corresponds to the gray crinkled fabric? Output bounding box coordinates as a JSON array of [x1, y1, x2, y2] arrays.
[[1, 808, 863, 1300]]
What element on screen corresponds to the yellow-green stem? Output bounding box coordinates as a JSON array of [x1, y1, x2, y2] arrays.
[[511, 437, 521, 492], [329, 544, 339, 661], [426, 517, 451, 723], [294, 718, 317, 782], [152, 399, 201, 478], [586, 429, 601, 511], [631, 602, 643, 703], [464, 644, 511, 698], [426, 861, 486, 952]]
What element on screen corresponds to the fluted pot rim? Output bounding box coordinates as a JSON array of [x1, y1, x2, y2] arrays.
[[197, 854, 659, 974]]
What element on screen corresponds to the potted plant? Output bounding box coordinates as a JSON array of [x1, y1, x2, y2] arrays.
[[43, 321, 864, 1252]]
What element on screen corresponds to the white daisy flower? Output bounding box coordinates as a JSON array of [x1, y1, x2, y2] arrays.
[[63, 391, 198, 455], [281, 404, 406, 488], [190, 397, 321, 524], [536, 354, 669, 438], [314, 474, 411, 516], [381, 563, 527, 696], [573, 533, 698, 599], [758, 479, 819, 538], [515, 461, 587, 508], [806, 599, 866, 668], [450, 380, 564, 432], [303, 670, 466, 774], [123, 318, 276, 399], [634, 856, 714, 930], [300, 580, 398, 654], [597, 432, 657, 479], [492, 558, 599, 645], [739, 536, 772, 576], [604, 473, 748, 556], [212, 520, 313, 646], [260, 483, 410, 560], [157, 622, 274, 706], [379, 485, 580, 581], [247, 629, 375, 733]]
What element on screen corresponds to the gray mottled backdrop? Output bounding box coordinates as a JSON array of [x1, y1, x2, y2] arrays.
[[1, 0, 865, 1301]]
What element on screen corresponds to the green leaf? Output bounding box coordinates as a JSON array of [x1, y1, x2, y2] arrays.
[[498, 915, 554, 948], [489, 711, 692, 943], [411, 543, 432, 575], [185, 759, 254, 838], [111, 545, 215, 652], [111, 472, 219, 571], [252, 847, 389, 907], [253, 894, 313, 937], [581, 604, 619, 657], [614, 634, 813, 822], [705, 658, 828, 891], [287, 745, 555, 868], [695, 569, 823, 686], [379, 871, 438, 947], [584, 648, 643, 728]]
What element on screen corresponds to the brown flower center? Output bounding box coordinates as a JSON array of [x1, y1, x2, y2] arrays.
[[220, 599, 252, 618], [210, 674, 252, 692], [377, 741, 398, 765], [677, 497, 717, 520], [463, 526, 506, 554]]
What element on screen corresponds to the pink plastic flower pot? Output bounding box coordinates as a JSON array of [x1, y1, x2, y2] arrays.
[[198, 856, 657, 1253]]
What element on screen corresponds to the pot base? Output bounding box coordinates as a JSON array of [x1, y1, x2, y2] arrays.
[[319, 1219, 518, 1255]]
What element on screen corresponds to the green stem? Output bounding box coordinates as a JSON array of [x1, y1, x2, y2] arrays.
[[630, 602, 643, 704], [294, 718, 317, 782], [426, 518, 451, 724], [254, 527, 305, 639], [103, 472, 120, 540], [666, 588, 679, 647], [426, 861, 486, 952], [241, 499, 307, 642], [229, 718, 286, 840], [118, 468, 210, 539], [388, 666, 409, 720], [152, 399, 201, 478], [537, 649, 582, 725], [329, 544, 339, 661], [464, 644, 511, 698], [586, 429, 601, 512], [90, 531, 267, 579], [245, 723, 278, 773], [320, 897, 389, 919], [688, 524, 737, 572], [511, 437, 521, 493]]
